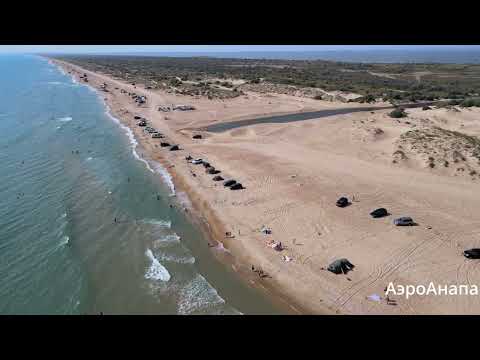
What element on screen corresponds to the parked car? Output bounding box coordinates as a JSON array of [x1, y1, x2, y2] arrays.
[[230, 183, 243, 190], [393, 217, 414, 226], [370, 208, 388, 218], [464, 248, 480, 259], [191, 158, 203, 165], [223, 179, 237, 187], [336, 197, 349, 207]]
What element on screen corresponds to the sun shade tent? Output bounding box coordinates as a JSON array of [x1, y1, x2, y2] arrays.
[[336, 197, 349, 207], [327, 258, 355, 275]]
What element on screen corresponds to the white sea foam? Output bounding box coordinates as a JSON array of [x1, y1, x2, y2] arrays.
[[60, 236, 70, 247], [104, 108, 155, 174], [162, 233, 181, 242], [141, 218, 172, 228], [86, 157, 93, 161], [58, 116, 73, 122], [177, 274, 226, 315], [152, 162, 176, 195], [47, 81, 63, 85], [153, 234, 181, 248], [159, 253, 196, 265], [145, 249, 171, 282]]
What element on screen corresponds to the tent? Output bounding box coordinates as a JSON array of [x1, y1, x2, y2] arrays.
[[327, 258, 355, 275]]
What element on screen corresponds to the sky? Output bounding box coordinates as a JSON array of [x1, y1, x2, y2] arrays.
[[0, 45, 479, 54]]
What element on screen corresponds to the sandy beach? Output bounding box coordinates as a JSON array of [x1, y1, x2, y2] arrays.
[[52, 58, 480, 314]]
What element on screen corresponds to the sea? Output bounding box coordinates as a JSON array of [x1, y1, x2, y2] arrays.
[[99, 47, 480, 64], [0, 54, 282, 315]]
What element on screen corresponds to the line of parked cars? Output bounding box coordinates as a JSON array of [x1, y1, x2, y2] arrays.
[[336, 196, 480, 260], [336, 196, 414, 225], [187, 157, 243, 190]]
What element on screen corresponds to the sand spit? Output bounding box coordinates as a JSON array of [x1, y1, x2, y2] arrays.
[[52, 58, 480, 314]]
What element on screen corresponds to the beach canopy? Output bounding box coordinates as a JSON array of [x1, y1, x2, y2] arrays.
[[327, 258, 355, 275]]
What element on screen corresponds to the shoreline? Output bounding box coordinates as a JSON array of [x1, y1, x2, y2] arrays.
[[49, 57, 311, 314]]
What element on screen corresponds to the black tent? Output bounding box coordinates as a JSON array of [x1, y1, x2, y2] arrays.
[[327, 258, 355, 275]]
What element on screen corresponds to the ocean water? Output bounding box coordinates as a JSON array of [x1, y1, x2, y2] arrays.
[[0, 55, 282, 315], [106, 48, 480, 63]]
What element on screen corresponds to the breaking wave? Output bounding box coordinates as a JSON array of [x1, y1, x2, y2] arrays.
[[104, 107, 155, 174], [145, 249, 171, 282], [140, 218, 172, 229], [152, 162, 175, 195], [177, 274, 226, 315], [58, 116, 73, 122]]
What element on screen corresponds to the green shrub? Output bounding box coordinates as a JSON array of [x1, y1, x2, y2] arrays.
[[460, 98, 480, 108], [389, 108, 407, 118]]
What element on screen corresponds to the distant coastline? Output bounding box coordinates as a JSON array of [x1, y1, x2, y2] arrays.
[[43, 48, 480, 64]]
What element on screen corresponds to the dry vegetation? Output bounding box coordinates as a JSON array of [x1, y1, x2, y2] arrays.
[[53, 55, 480, 102], [394, 126, 480, 179]]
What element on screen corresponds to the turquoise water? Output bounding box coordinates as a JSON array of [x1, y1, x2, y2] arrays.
[[0, 55, 282, 315]]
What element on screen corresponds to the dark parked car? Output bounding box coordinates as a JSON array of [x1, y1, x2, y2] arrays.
[[230, 183, 243, 190], [464, 248, 480, 259], [212, 175, 224, 181], [223, 179, 237, 187], [394, 217, 414, 226], [336, 197, 349, 207], [370, 208, 388, 218]]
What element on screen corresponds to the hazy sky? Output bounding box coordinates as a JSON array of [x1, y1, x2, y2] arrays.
[[0, 45, 479, 54]]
